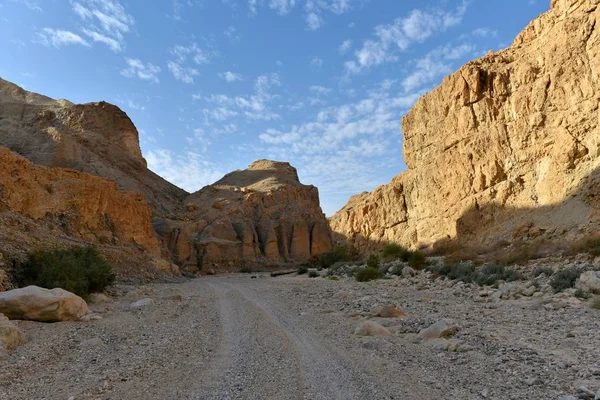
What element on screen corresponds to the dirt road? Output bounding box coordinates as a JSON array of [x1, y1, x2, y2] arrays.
[[1, 274, 598, 399]]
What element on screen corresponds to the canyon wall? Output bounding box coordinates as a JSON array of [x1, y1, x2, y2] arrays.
[[331, 0, 600, 251]]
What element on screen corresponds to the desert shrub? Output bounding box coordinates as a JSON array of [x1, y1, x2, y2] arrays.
[[531, 266, 553, 278], [355, 267, 381, 282], [574, 289, 591, 300], [319, 244, 360, 269], [18, 246, 114, 300], [569, 236, 600, 257], [550, 267, 581, 293], [308, 270, 319, 278], [408, 251, 427, 270], [366, 254, 380, 270], [239, 265, 253, 273], [589, 296, 600, 310], [382, 243, 411, 260], [327, 276, 339, 281], [475, 264, 523, 286], [297, 265, 309, 275]]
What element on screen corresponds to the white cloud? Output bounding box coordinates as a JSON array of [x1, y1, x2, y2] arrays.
[[219, 71, 243, 83], [168, 43, 212, 84], [121, 58, 161, 83], [269, 0, 296, 14], [10, 0, 42, 12], [345, 1, 469, 75], [70, 0, 134, 52], [339, 39, 352, 54], [35, 28, 90, 48], [402, 43, 475, 92], [224, 25, 241, 43], [305, 12, 323, 30], [168, 61, 199, 84], [471, 27, 498, 38], [146, 149, 225, 193], [310, 56, 323, 68]]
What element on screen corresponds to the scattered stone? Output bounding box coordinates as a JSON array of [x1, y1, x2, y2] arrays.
[[89, 293, 112, 304], [332, 291, 351, 299], [417, 320, 458, 341], [130, 298, 154, 309], [521, 286, 537, 297], [354, 321, 391, 336], [79, 337, 104, 348], [525, 377, 542, 386], [578, 271, 600, 294], [0, 286, 88, 322], [372, 305, 407, 319], [402, 266, 416, 278], [0, 313, 27, 352]]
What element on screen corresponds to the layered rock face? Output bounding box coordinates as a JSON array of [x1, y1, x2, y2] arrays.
[[0, 78, 186, 215], [331, 0, 600, 251], [0, 148, 160, 254], [156, 160, 332, 270]]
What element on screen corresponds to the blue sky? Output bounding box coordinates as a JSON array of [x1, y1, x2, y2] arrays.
[[0, 0, 549, 215]]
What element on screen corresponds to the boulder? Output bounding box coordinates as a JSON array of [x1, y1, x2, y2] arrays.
[[417, 320, 458, 341], [354, 321, 391, 336], [0, 286, 88, 322], [0, 313, 27, 352], [578, 271, 600, 294], [402, 266, 416, 278]]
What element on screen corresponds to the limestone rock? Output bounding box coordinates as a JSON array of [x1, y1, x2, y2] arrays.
[[130, 298, 154, 309], [354, 321, 392, 336], [0, 313, 27, 352], [0, 286, 89, 322], [163, 160, 332, 271], [578, 271, 600, 294], [331, 1, 600, 251], [417, 320, 458, 341]]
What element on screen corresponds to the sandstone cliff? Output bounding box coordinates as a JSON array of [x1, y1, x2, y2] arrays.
[[331, 0, 600, 251], [0, 78, 186, 215], [155, 160, 332, 271]]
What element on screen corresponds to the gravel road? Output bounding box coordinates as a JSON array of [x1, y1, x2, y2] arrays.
[[1, 273, 599, 399]]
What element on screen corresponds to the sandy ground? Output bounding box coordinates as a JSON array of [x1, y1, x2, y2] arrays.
[[1, 274, 599, 399]]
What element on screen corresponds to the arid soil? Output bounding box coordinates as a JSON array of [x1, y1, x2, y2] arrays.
[[1, 273, 599, 399]]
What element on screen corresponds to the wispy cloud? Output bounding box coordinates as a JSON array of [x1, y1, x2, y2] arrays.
[[249, 0, 353, 30], [168, 43, 213, 84], [35, 28, 90, 48], [146, 149, 225, 192], [224, 25, 241, 44], [70, 0, 134, 52], [219, 71, 243, 83], [339, 39, 352, 54], [310, 56, 323, 68], [344, 1, 469, 76], [121, 58, 161, 83]]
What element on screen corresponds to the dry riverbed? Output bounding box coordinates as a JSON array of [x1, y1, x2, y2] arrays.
[[1, 273, 599, 399]]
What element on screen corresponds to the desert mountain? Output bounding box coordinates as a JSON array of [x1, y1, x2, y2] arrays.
[[331, 0, 600, 251], [0, 78, 332, 273]]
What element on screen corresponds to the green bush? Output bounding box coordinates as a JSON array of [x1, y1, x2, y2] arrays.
[[297, 265, 309, 275], [475, 264, 523, 286], [531, 266, 553, 278], [574, 289, 591, 300], [355, 267, 381, 282], [589, 296, 600, 310], [382, 243, 411, 261], [319, 244, 360, 268], [18, 247, 115, 300], [408, 251, 427, 270], [588, 240, 600, 257], [366, 254, 380, 270], [327, 276, 339, 281], [308, 270, 319, 278], [550, 267, 581, 293]]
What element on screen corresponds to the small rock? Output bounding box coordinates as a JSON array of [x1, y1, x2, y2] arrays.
[[333, 291, 350, 299], [595, 389, 600, 400], [521, 286, 537, 297], [79, 337, 104, 348], [89, 293, 112, 304], [525, 377, 542, 386], [402, 266, 416, 278], [578, 271, 600, 294], [354, 321, 391, 336], [372, 305, 407, 318], [130, 298, 154, 309], [0, 313, 27, 352], [417, 320, 458, 340]]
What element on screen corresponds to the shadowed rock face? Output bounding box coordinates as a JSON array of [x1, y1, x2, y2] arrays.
[[331, 0, 600, 251], [156, 160, 332, 271]]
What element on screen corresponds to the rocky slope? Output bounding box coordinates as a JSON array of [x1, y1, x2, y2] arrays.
[[331, 0, 600, 251], [156, 160, 332, 271]]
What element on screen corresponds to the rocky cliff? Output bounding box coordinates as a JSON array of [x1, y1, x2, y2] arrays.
[[0, 78, 186, 215], [331, 0, 600, 251], [156, 160, 332, 271]]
